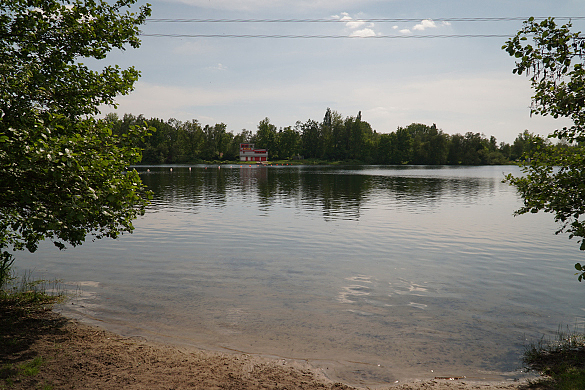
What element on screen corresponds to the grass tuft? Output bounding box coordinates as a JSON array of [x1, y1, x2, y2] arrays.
[[0, 262, 66, 389], [523, 325, 585, 389], [0, 268, 65, 308], [18, 356, 44, 377]]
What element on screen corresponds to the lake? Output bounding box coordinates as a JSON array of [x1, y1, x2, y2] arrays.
[[13, 164, 585, 387]]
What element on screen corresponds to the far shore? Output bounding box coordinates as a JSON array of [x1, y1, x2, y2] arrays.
[[131, 160, 519, 167]]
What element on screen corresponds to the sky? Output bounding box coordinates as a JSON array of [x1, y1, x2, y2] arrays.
[[97, 0, 585, 144]]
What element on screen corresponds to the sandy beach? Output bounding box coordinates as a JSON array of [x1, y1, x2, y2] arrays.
[[0, 305, 531, 390]]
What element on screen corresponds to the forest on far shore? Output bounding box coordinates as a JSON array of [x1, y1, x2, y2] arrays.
[[104, 108, 558, 165]]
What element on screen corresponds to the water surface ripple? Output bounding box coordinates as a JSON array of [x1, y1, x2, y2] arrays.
[[14, 165, 585, 386]]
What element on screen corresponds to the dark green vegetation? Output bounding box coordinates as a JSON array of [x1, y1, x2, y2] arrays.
[[523, 328, 585, 390], [110, 110, 559, 166], [503, 17, 585, 281], [0, 0, 152, 267]]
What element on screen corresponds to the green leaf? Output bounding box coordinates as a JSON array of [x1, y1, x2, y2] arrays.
[[503, 17, 585, 283], [0, 0, 151, 255]]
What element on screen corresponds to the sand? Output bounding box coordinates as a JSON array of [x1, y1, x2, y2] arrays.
[[0, 306, 530, 390]]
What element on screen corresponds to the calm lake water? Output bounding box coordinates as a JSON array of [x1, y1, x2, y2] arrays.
[[14, 165, 585, 386]]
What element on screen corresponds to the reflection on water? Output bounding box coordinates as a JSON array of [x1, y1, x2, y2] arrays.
[[13, 165, 585, 387], [140, 165, 498, 220]]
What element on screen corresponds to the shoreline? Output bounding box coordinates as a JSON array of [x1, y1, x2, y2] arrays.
[[58, 304, 529, 388], [1, 305, 529, 390]]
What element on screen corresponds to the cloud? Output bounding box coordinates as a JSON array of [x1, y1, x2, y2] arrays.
[[408, 19, 451, 33], [413, 19, 437, 31], [346, 74, 574, 142], [395, 19, 450, 35], [100, 72, 573, 143], [333, 12, 380, 36], [337, 12, 352, 21], [333, 12, 366, 29], [101, 80, 332, 119], [350, 28, 377, 37], [346, 20, 367, 29]]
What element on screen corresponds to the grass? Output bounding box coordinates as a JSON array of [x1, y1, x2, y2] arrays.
[[0, 261, 65, 389], [16, 356, 44, 377], [0, 270, 64, 307], [523, 326, 585, 389]]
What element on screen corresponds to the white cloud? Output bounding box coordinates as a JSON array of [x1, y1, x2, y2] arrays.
[[346, 20, 367, 29], [333, 12, 379, 36], [413, 19, 437, 31], [337, 12, 352, 21], [350, 28, 377, 37], [407, 19, 451, 33], [333, 12, 367, 29], [399, 29, 411, 34]]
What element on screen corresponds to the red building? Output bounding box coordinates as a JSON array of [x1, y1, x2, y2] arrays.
[[239, 143, 268, 162]]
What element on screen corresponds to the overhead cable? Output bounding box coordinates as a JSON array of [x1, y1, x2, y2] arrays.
[[141, 33, 512, 39], [142, 16, 584, 39], [145, 16, 585, 23]]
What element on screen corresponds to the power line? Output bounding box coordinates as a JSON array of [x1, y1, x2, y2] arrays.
[[146, 16, 585, 23], [142, 16, 585, 39], [141, 33, 512, 39]]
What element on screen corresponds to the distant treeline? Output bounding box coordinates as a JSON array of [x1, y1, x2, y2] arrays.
[[104, 108, 553, 165]]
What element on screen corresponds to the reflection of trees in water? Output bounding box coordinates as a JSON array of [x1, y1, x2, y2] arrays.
[[137, 167, 496, 219], [238, 168, 370, 220], [300, 173, 372, 220], [138, 167, 233, 211], [371, 175, 495, 213]]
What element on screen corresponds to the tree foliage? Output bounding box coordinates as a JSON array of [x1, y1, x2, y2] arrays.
[[0, 0, 152, 265], [503, 17, 585, 280], [114, 109, 543, 167]]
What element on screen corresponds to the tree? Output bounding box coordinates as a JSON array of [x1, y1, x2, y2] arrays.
[[460, 132, 489, 165], [510, 130, 549, 161], [178, 119, 205, 162], [255, 118, 278, 158], [0, 0, 152, 271], [503, 17, 585, 281], [327, 110, 347, 160], [405, 123, 450, 165], [278, 126, 301, 159]]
